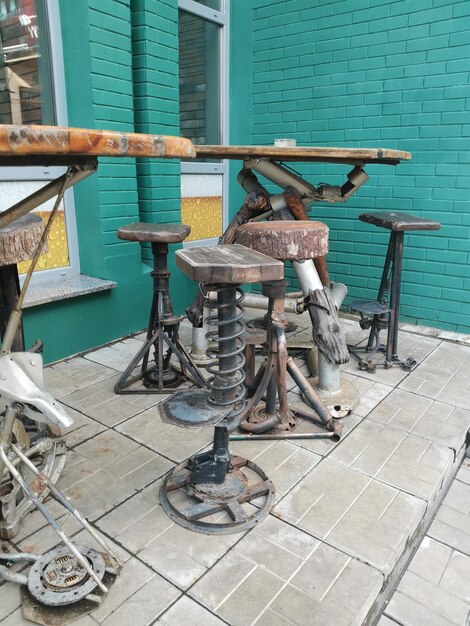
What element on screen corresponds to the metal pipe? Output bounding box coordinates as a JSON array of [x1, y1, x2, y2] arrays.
[[230, 431, 337, 441], [0, 404, 18, 477], [286, 357, 333, 426], [246, 159, 317, 198], [10, 444, 122, 570], [0, 564, 28, 585], [317, 352, 341, 392], [242, 292, 303, 314], [291, 259, 323, 293], [0, 446, 108, 593], [0, 162, 97, 230]]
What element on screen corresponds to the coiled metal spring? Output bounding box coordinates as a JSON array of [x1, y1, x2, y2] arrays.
[[203, 285, 246, 416]]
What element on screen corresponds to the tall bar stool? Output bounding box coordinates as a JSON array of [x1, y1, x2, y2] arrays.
[[234, 221, 341, 440], [349, 211, 441, 372], [158, 244, 283, 534], [114, 222, 205, 394]]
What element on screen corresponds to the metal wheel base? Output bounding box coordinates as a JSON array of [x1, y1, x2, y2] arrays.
[[248, 316, 297, 334], [160, 455, 275, 535]]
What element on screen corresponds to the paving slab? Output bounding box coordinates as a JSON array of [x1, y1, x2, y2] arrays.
[[190, 514, 383, 626], [59, 373, 159, 427], [366, 388, 470, 451], [385, 537, 470, 626], [157, 596, 225, 625], [329, 419, 455, 503], [428, 475, 470, 556], [115, 404, 213, 463], [44, 357, 116, 398], [399, 341, 470, 409], [84, 337, 145, 372], [274, 458, 426, 575]]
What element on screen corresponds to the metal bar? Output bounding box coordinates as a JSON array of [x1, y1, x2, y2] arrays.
[[10, 444, 122, 569], [285, 356, 333, 426], [0, 161, 97, 231], [0, 446, 108, 593], [388, 231, 404, 360], [0, 564, 28, 585], [367, 233, 394, 351], [230, 431, 337, 441]]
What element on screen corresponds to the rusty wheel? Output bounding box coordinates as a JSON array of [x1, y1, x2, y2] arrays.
[[160, 455, 275, 535]]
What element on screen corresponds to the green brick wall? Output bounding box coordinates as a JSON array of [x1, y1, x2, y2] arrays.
[[24, 0, 186, 363], [231, 0, 470, 333]]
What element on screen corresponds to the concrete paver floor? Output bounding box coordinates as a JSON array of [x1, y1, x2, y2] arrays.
[[0, 311, 469, 625]]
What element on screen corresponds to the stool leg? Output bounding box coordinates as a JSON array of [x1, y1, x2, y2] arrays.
[[114, 242, 205, 394], [386, 231, 404, 363], [367, 233, 394, 351]]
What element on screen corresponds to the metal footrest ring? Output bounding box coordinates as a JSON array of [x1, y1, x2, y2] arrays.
[[159, 455, 275, 535]]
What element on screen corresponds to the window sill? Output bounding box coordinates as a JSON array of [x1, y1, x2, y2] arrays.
[[23, 274, 117, 309]]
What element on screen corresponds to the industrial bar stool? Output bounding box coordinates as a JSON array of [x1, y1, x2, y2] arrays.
[[349, 211, 441, 372], [234, 221, 341, 441], [158, 244, 283, 534], [114, 222, 205, 394]]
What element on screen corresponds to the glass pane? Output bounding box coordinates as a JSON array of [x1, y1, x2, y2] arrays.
[[179, 9, 220, 145], [0, 0, 55, 125], [193, 0, 221, 10]]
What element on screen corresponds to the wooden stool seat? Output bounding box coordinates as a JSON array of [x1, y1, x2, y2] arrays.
[[176, 244, 284, 284], [235, 221, 329, 259], [117, 222, 191, 243], [359, 211, 441, 232]]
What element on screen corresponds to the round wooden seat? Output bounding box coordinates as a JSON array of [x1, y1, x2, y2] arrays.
[[235, 221, 329, 260], [176, 244, 284, 285], [117, 222, 191, 243]]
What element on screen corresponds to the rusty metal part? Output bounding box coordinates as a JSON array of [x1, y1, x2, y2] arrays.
[[236, 221, 329, 260], [283, 187, 310, 221], [20, 552, 119, 626], [27, 545, 106, 606], [160, 455, 275, 535]]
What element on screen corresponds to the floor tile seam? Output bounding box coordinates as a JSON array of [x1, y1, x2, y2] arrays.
[[326, 457, 439, 506], [427, 525, 470, 559], [321, 474, 374, 540], [245, 530, 310, 562], [436, 543, 455, 587], [213, 563, 259, 612], [150, 593, 232, 626], [377, 490, 401, 523], [387, 574, 470, 623], [108, 423, 183, 467], [344, 430, 407, 477], [269, 509, 386, 578], [250, 540, 322, 625], [363, 413, 466, 454]]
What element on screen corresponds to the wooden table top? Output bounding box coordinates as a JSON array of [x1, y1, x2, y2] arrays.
[[0, 124, 196, 161], [196, 144, 411, 165]]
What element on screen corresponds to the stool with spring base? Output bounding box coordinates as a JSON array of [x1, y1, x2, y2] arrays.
[[349, 212, 441, 372], [114, 222, 205, 394], [158, 244, 284, 534]]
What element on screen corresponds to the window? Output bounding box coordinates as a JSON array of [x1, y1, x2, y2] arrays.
[[178, 0, 228, 245], [0, 0, 79, 282]]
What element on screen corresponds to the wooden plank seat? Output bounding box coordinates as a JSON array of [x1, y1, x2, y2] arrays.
[[235, 221, 329, 260], [175, 244, 284, 285], [117, 222, 190, 244], [359, 211, 441, 232]]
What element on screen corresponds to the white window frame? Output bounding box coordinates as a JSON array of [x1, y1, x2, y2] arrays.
[[0, 0, 80, 283], [178, 0, 229, 247]]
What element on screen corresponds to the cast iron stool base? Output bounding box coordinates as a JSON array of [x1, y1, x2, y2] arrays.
[[160, 455, 275, 535], [114, 230, 205, 394], [349, 211, 440, 373]]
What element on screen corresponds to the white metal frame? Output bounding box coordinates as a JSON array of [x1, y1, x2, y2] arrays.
[[0, 0, 80, 283], [178, 0, 230, 246]]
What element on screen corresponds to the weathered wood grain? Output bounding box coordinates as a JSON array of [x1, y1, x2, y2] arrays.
[[176, 244, 284, 285], [0, 214, 47, 266], [196, 144, 411, 164], [236, 221, 329, 260], [0, 124, 196, 159], [117, 222, 191, 243]]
